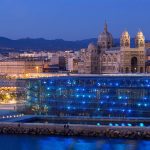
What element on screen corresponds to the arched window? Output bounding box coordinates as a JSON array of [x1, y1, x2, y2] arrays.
[[113, 57, 117, 62], [108, 57, 111, 62], [131, 57, 138, 73], [102, 57, 106, 62]]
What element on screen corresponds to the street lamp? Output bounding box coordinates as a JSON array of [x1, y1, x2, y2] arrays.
[[36, 66, 39, 73]]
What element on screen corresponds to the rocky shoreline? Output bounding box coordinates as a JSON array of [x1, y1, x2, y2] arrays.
[[0, 123, 150, 139]]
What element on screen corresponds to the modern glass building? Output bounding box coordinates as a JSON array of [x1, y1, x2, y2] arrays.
[[23, 75, 150, 118]]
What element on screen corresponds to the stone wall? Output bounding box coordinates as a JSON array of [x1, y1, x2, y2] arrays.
[[0, 123, 150, 139]]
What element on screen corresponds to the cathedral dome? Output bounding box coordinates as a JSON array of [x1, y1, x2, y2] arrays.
[[99, 32, 113, 41], [88, 43, 96, 50], [87, 43, 97, 53], [97, 22, 113, 49]]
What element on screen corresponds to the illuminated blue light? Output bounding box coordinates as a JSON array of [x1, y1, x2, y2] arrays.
[[34, 98, 38, 101], [76, 95, 79, 98], [82, 95, 85, 98], [122, 109, 125, 112], [67, 80, 71, 84], [76, 88, 79, 91], [82, 101, 85, 104], [145, 80, 149, 83], [109, 83, 112, 86], [124, 103, 127, 106], [97, 123, 101, 126], [144, 104, 148, 107], [128, 109, 131, 113], [47, 87, 50, 90], [115, 123, 119, 126], [121, 123, 125, 126], [49, 81, 53, 84], [138, 103, 141, 107], [109, 123, 113, 126], [97, 83, 101, 86], [88, 95, 91, 98], [100, 101, 104, 104], [139, 123, 144, 127], [67, 106, 71, 110], [94, 89, 97, 92], [128, 123, 132, 127], [43, 81, 47, 84], [109, 108, 112, 112], [112, 102, 116, 105], [97, 108, 100, 111], [115, 83, 119, 86], [118, 96, 122, 99], [106, 96, 109, 99]]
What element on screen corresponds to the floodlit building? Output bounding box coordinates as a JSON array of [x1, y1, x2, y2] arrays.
[[78, 22, 148, 74], [0, 58, 50, 74]]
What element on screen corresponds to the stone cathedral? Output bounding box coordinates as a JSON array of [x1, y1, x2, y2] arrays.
[[78, 23, 146, 74]]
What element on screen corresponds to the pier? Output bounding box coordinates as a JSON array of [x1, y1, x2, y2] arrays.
[[0, 116, 150, 139]]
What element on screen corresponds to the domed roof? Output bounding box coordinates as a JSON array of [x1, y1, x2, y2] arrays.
[[97, 22, 113, 46], [99, 31, 113, 39], [121, 31, 130, 38], [136, 31, 145, 39], [88, 43, 96, 50]]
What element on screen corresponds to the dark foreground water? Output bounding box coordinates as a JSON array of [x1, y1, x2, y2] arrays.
[[0, 135, 150, 150]]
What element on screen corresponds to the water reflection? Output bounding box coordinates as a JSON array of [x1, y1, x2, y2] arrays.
[[0, 135, 150, 150]]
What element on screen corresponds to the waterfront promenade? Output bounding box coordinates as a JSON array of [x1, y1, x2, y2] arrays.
[[0, 118, 150, 139], [1, 113, 150, 139]]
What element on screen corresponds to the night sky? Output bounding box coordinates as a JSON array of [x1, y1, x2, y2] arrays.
[[0, 0, 149, 40]]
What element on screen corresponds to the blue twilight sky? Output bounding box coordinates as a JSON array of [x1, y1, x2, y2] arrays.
[[0, 0, 149, 40]]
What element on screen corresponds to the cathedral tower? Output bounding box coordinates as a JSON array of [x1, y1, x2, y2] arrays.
[[120, 31, 145, 73], [135, 31, 145, 48], [120, 31, 130, 48]]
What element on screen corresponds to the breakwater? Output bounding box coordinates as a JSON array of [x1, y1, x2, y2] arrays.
[[0, 123, 150, 139]]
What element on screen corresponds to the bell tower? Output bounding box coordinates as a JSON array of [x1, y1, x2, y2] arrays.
[[120, 31, 130, 48], [120, 31, 145, 74], [135, 31, 145, 48]]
